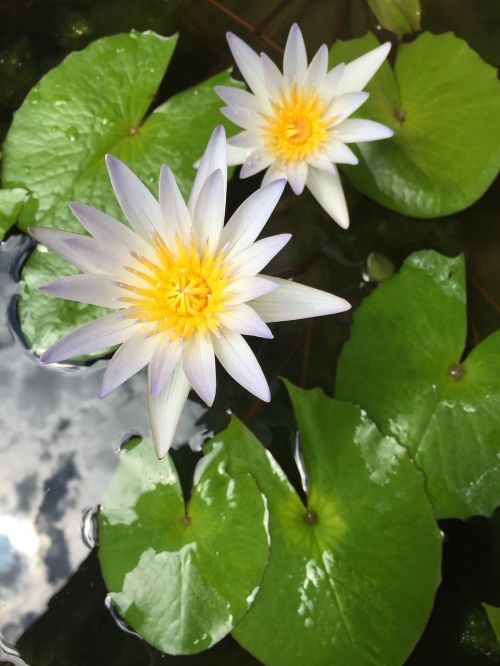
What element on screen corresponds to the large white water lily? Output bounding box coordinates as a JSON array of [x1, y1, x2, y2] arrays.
[[30, 126, 350, 458], [216, 23, 393, 229]]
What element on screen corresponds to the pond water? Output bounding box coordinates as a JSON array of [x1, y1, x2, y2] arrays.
[[1, 1, 500, 665]]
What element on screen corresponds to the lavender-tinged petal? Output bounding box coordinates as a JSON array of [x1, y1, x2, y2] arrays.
[[218, 304, 273, 339], [193, 169, 225, 254], [100, 330, 158, 397], [149, 335, 183, 398], [229, 233, 291, 277], [159, 164, 192, 249], [188, 125, 227, 216], [226, 32, 266, 98], [306, 166, 350, 229], [40, 274, 125, 308], [149, 362, 190, 459], [283, 23, 308, 89], [105, 155, 163, 240], [182, 332, 216, 406]]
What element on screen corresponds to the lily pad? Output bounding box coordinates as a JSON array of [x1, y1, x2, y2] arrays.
[[4, 29, 240, 355], [211, 387, 441, 666], [336, 249, 500, 519], [329, 32, 500, 218], [0, 187, 31, 240], [367, 0, 421, 36], [98, 437, 269, 655], [483, 604, 500, 644]]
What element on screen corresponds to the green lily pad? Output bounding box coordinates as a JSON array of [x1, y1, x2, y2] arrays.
[[483, 604, 500, 644], [329, 32, 500, 218], [211, 387, 441, 666], [367, 0, 421, 36], [0, 187, 31, 240], [98, 437, 269, 655], [336, 249, 500, 519], [4, 30, 240, 355]]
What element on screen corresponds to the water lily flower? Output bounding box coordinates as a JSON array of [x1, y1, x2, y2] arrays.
[[216, 23, 393, 229], [30, 126, 350, 458]]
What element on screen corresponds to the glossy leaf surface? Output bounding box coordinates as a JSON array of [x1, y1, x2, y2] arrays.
[[211, 388, 441, 666], [336, 250, 500, 519], [98, 438, 269, 655]]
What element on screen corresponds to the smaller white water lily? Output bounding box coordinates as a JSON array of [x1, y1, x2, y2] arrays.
[[31, 126, 350, 458], [216, 23, 393, 229]]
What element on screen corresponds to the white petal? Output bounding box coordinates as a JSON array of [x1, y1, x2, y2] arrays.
[[286, 162, 308, 195], [188, 125, 227, 216], [193, 169, 225, 254], [323, 63, 346, 100], [62, 236, 130, 276], [260, 52, 284, 100], [229, 233, 291, 277], [307, 152, 336, 173], [218, 303, 272, 339], [214, 85, 261, 111], [334, 118, 394, 143], [40, 312, 139, 363], [105, 155, 162, 240], [262, 164, 287, 187], [326, 91, 369, 124], [227, 144, 253, 166], [228, 130, 261, 148], [69, 202, 156, 262], [213, 330, 270, 401], [227, 32, 266, 98], [306, 166, 349, 229], [100, 330, 158, 397], [219, 179, 286, 256], [183, 332, 216, 406], [240, 149, 273, 179], [306, 44, 328, 91], [325, 140, 359, 165], [220, 105, 260, 132], [40, 274, 124, 308], [283, 23, 307, 89], [149, 362, 190, 459], [159, 164, 191, 248], [335, 42, 391, 96], [251, 276, 351, 322], [226, 276, 279, 305], [30, 228, 102, 273], [149, 335, 183, 398]]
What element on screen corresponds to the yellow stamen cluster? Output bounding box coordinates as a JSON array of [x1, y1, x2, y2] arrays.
[[119, 234, 231, 340], [263, 85, 329, 164]]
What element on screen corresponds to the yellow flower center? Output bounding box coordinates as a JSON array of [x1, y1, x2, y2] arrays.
[[263, 85, 329, 164], [118, 234, 231, 340]]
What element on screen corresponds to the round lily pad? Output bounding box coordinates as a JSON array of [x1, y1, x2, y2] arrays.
[[211, 387, 441, 666], [336, 249, 500, 519], [98, 437, 269, 655], [3, 30, 240, 355], [329, 32, 500, 218]]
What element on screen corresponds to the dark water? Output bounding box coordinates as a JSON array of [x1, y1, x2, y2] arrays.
[[1, 1, 500, 664]]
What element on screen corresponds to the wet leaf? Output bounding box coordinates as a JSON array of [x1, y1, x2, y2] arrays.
[[329, 32, 500, 218], [336, 249, 500, 519], [212, 388, 441, 666], [367, 0, 421, 36], [0, 187, 30, 240], [6, 30, 241, 355], [483, 604, 500, 644], [97, 437, 269, 656]]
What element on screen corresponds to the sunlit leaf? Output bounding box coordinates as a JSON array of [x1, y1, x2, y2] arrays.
[[6, 30, 240, 355], [336, 249, 500, 519], [211, 389, 441, 666], [329, 32, 500, 217], [0, 187, 30, 240], [98, 437, 269, 655]]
